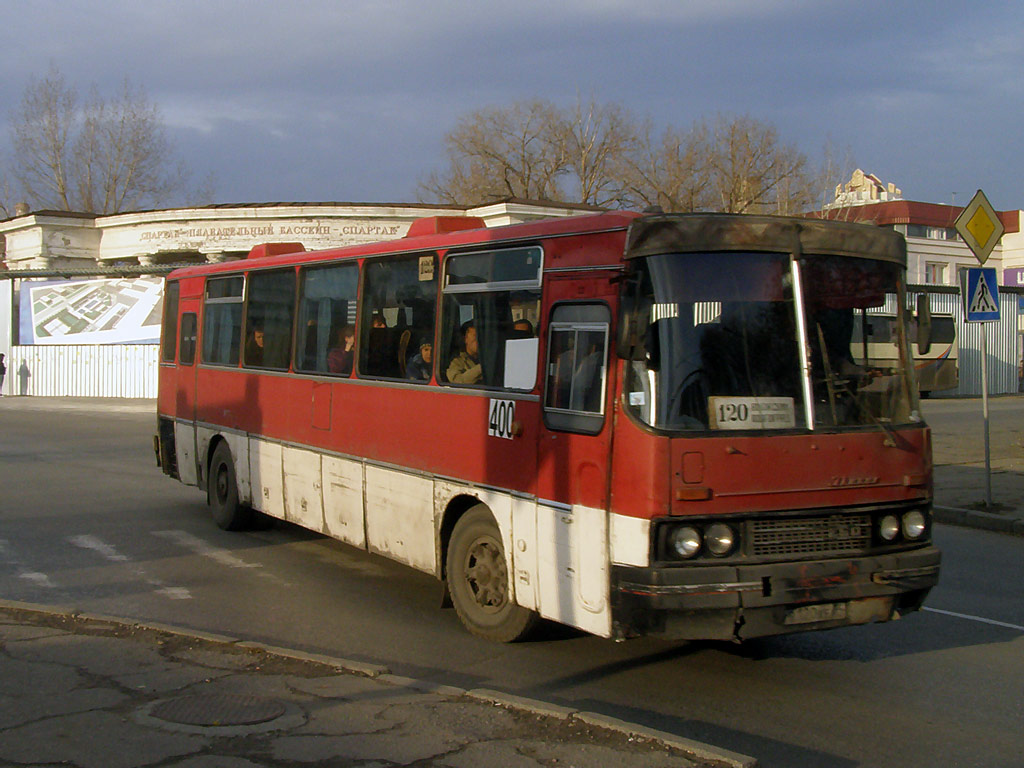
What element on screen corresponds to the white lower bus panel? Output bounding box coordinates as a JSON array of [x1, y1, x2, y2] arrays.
[[187, 427, 643, 639]]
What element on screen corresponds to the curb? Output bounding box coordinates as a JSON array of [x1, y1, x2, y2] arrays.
[[933, 505, 1024, 535], [0, 599, 757, 768]]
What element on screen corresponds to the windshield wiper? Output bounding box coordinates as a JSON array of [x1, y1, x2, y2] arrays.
[[816, 323, 902, 448]]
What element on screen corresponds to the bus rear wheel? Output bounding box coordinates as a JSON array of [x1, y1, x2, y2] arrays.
[[446, 505, 538, 642], [208, 442, 253, 531]]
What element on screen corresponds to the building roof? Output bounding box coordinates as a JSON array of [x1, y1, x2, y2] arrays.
[[816, 200, 1019, 233]]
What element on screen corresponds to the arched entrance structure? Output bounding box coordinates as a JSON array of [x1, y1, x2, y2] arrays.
[[0, 200, 597, 272]]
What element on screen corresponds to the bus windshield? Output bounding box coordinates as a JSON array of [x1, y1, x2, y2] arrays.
[[624, 251, 918, 432]]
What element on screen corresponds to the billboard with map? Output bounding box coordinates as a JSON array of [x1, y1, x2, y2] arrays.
[[19, 277, 163, 345]]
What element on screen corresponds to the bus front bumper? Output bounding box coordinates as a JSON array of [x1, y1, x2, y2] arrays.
[[611, 546, 940, 641]]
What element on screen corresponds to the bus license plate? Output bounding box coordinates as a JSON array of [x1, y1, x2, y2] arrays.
[[785, 602, 848, 625]]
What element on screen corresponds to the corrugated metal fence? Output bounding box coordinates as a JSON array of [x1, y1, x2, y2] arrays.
[[7, 345, 158, 397]]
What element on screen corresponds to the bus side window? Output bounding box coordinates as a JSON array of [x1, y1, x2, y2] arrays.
[[440, 247, 541, 389], [179, 313, 197, 365], [244, 269, 295, 370], [202, 276, 244, 366], [161, 281, 179, 363], [295, 263, 359, 376], [543, 303, 610, 434], [360, 254, 437, 381]]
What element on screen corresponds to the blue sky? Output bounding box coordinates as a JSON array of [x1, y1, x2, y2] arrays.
[[1, 0, 1021, 211]]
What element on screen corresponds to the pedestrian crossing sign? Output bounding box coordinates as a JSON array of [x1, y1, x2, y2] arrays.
[[961, 267, 1000, 322]]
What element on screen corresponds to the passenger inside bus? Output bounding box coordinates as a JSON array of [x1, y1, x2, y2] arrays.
[[244, 324, 264, 367], [511, 318, 534, 338], [327, 325, 355, 375], [446, 321, 482, 384], [406, 341, 433, 381]]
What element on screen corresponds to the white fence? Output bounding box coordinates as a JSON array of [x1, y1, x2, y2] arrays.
[[7, 344, 159, 397]]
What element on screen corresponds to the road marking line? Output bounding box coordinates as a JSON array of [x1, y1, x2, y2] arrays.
[[155, 586, 192, 600], [152, 529, 260, 569], [0, 539, 58, 589], [152, 529, 291, 586], [20, 572, 57, 588], [68, 534, 129, 562], [924, 607, 1024, 632], [67, 534, 192, 601]]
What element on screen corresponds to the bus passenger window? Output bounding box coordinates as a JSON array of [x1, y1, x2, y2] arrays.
[[161, 281, 179, 363], [243, 269, 295, 370], [179, 313, 197, 365], [295, 263, 358, 376], [360, 254, 437, 381], [440, 247, 542, 389], [202, 276, 244, 366]]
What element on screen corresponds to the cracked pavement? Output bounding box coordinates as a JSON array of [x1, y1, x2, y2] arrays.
[[0, 607, 728, 768]]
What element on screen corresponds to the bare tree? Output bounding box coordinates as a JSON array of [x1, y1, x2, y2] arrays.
[[808, 138, 860, 218], [559, 97, 637, 207], [418, 100, 568, 205], [10, 66, 77, 211], [704, 114, 814, 214], [0, 169, 14, 219], [9, 66, 185, 214], [420, 101, 828, 217], [621, 121, 711, 212]]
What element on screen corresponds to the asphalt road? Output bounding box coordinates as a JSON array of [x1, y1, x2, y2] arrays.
[[1, 397, 1022, 768]]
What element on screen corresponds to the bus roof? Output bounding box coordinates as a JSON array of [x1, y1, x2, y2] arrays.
[[165, 210, 640, 281], [625, 213, 907, 266]]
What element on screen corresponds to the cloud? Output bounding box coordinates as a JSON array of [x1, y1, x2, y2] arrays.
[[1, 0, 1020, 208]]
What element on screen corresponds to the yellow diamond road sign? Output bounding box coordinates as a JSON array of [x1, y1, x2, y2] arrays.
[[955, 189, 1004, 264]]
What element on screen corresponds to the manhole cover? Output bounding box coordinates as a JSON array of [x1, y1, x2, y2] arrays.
[[150, 694, 286, 727]]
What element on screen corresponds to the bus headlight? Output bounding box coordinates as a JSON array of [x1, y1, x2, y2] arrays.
[[902, 510, 927, 540], [669, 526, 702, 559], [879, 515, 900, 542], [705, 523, 736, 556]]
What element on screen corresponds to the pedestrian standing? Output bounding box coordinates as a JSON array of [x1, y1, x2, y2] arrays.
[[0, 353, 6, 396]]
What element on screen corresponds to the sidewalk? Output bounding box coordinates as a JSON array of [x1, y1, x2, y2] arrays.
[[933, 463, 1024, 535], [927, 397, 1024, 536], [0, 602, 753, 768]]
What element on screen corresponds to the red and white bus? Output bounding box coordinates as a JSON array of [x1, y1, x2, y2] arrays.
[[155, 212, 940, 643]]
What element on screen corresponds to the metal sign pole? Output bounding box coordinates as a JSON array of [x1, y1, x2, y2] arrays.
[[955, 192, 1004, 510], [981, 323, 992, 507]]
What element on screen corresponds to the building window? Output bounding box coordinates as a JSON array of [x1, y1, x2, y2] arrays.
[[906, 224, 958, 241], [924, 262, 948, 285]]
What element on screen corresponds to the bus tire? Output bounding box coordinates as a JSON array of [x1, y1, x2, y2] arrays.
[[208, 442, 252, 531], [446, 504, 538, 642]]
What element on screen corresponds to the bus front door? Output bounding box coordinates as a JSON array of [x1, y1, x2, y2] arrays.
[[534, 296, 616, 637]]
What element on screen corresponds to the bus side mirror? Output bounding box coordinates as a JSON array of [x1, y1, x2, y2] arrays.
[[916, 294, 932, 355], [616, 291, 648, 361], [644, 322, 661, 371]]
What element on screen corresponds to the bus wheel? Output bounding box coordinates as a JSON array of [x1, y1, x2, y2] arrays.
[[208, 443, 252, 531], [446, 505, 538, 642]]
